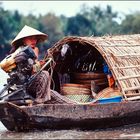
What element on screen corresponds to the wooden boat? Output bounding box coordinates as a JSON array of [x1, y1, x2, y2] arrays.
[[1, 34, 140, 132], [1, 100, 140, 132]]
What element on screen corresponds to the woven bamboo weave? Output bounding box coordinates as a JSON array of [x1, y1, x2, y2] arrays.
[[60, 83, 93, 103], [48, 34, 140, 101]]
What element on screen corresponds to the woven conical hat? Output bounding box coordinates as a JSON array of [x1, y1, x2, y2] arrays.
[[11, 25, 48, 47]]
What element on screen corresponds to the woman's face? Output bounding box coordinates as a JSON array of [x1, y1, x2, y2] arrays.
[[23, 36, 37, 48]]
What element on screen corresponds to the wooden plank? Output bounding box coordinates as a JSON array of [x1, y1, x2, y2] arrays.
[[112, 65, 140, 69], [123, 86, 140, 92], [118, 75, 140, 80], [101, 44, 140, 47], [127, 96, 140, 101], [126, 93, 140, 97], [107, 54, 140, 57]]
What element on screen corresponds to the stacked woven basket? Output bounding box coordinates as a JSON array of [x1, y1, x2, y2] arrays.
[[72, 72, 108, 92], [60, 72, 108, 103], [61, 83, 93, 103]]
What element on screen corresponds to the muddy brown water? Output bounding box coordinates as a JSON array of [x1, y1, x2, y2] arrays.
[[0, 122, 140, 139]]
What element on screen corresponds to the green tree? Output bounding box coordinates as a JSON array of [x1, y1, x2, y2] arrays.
[[95, 5, 120, 35], [120, 12, 140, 34], [79, 4, 120, 36], [66, 14, 92, 36], [60, 15, 68, 35], [39, 13, 64, 46]]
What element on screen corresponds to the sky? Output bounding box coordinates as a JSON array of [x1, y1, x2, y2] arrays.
[[1, 1, 140, 18]]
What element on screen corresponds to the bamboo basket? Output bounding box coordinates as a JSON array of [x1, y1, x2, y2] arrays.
[[72, 72, 106, 80], [74, 79, 108, 86], [72, 72, 108, 92], [95, 87, 123, 99], [60, 83, 93, 103]]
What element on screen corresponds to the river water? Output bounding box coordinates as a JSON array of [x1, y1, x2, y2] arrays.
[[0, 122, 140, 139]]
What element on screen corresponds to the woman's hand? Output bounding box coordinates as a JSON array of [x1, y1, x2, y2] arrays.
[[14, 52, 28, 64]]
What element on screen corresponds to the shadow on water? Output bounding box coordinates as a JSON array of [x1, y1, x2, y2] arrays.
[[1, 122, 140, 139]]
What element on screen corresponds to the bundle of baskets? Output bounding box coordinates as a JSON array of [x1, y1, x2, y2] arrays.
[[60, 83, 93, 103], [71, 72, 108, 92]]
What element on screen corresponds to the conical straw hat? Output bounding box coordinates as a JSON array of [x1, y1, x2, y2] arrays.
[[11, 25, 48, 47]]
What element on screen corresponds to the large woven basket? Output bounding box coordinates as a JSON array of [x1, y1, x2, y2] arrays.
[[72, 72, 106, 80], [71, 72, 108, 92], [60, 83, 92, 103], [74, 79, 108, 86], [95, 87, 122, 99]]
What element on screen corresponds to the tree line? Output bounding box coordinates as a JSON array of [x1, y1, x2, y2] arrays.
[[0, 3, 140, 60]]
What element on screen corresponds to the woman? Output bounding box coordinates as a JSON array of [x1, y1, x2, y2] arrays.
[[11, 25, 51, 104]]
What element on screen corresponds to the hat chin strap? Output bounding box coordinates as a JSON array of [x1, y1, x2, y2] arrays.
[[24, 43, 36, 49], [30, 45, 36, 49]]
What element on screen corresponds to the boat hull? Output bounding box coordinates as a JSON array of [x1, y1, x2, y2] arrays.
[[0, 101, 140, 131]]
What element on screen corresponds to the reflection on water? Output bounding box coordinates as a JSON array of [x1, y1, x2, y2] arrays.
[[0, 122, 140, 139]]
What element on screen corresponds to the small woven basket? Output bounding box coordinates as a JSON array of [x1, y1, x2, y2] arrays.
[[61, 83, 92, 103], [65, 94, 93, 103]]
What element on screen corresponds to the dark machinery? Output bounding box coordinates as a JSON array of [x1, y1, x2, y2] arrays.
[[0, 46, 52, 105]]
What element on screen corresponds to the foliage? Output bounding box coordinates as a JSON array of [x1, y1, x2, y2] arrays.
[[120, 12, 140, 34], [0, 3, 140, 60], [77, 4, 120, 36], [66, 14, 92, 36]]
